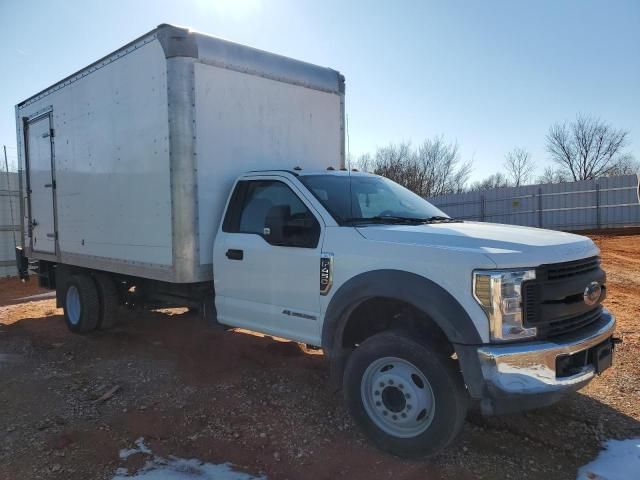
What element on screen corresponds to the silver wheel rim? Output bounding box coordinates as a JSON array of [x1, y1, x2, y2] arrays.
[[360, 356, 435, 438], [66, 285, 81, 325]]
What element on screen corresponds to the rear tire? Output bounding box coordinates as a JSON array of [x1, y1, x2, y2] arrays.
[[343, 331, 468, 458], [94, 273, 121, 330], [62, 274, 100, 333]]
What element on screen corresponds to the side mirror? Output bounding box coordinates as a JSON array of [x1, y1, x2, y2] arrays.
[[264, 205, 290, 245], [264, 205, 318, 247]]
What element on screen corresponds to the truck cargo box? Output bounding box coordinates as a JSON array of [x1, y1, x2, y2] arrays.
[[16, 24, 345, 283]]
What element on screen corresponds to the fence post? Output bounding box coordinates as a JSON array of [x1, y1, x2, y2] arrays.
[[480, 194, 485, 221], [537, 188, 543, 228], [596, 182, 601, 229]]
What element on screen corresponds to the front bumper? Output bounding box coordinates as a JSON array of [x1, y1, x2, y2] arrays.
[[457, 308, 616, 415]]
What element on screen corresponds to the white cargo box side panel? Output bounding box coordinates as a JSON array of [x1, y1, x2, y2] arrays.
[[194, 63, 342, 266], [18, 40, 173, 269]]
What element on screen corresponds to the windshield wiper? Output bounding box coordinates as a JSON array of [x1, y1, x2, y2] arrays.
[[344, 216, 432, 225], [423, 216, 462, 223]]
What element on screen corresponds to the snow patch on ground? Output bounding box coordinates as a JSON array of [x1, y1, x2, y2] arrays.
[[577, 438, 640, 480], [119, 438, 152, 460], [114, 438, 265, 479]]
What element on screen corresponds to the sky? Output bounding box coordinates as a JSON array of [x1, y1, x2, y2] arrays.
[[0, 0, 638, 181]]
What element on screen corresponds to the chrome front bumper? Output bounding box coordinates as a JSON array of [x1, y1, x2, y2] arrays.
[[476, 309, 616, 397]]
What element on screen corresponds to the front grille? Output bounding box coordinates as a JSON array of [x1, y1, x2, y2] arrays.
[[542, 256, 600, 281], [523, 256, 605, 339]]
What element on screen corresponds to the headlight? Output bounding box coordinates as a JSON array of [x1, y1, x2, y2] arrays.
[[473, 269, 536, 342]]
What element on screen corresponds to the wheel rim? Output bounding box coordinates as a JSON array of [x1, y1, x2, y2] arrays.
[[66, 285, 81, 325], [360, 356, 436, 438]]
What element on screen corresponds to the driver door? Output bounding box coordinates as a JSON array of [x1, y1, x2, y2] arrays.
[[214, 178, 324, 345]]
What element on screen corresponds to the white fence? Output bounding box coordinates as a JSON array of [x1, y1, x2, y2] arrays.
[[1, 172, 19, 277], [428, 174, 640, 231]]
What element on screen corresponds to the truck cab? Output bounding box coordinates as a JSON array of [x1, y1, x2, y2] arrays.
[[212, 169, 616, 456]]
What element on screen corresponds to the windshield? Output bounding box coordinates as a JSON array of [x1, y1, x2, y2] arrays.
[[299, 174, 450, 225]]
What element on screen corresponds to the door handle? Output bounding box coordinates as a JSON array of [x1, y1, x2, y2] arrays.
[[226, 249, 244, 260]]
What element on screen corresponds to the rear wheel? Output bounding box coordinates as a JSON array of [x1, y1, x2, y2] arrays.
[[62, 274, 100, 333], [94, 273, 121, 330], [343, 331, 468, 457]]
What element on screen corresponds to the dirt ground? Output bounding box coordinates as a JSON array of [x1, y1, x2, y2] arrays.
[[1, 234, 638, 480]]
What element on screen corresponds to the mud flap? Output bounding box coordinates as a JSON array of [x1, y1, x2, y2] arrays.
[[15, 246, 29, 281]]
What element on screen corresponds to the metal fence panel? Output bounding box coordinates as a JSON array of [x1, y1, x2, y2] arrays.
[[428, 174, 640, 232], [1, 172, 19, 277]]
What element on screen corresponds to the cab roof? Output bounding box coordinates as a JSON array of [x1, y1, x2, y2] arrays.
[[244, 169, 375, 177]]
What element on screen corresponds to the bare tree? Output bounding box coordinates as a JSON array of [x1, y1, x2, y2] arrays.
[[546, 114, 633, 181], [537, 166, 569, 184], [363, 137, 471, 197], [371, 142, 421, 192], [504, 147, 535, 186], [606, 155, 640, 176], [468, 172, 511, 191], [354, 152, 373, 172], [415, 137, 472, 196]]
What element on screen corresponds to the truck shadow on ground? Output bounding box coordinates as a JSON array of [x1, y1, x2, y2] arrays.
[[1, 307, 639, 480]]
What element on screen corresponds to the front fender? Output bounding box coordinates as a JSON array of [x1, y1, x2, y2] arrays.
[[321, 269, 482, 357]]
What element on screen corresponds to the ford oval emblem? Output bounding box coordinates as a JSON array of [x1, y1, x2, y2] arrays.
[[583, 281, 602, 306]]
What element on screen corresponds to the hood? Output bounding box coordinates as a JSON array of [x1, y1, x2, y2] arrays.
[[356, 221, 599, 268]]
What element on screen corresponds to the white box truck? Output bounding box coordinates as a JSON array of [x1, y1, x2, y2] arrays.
[[15, 24, 617, 457]]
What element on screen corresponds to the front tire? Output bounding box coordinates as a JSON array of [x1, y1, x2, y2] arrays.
[[343, 331, 468, 457], [62, 274, 100, 333]]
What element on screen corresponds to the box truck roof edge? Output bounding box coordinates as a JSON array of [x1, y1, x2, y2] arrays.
[[17, 23, 345, 109]]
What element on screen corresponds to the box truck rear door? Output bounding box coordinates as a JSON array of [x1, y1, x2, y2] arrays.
[[26, 113, 56, 254]]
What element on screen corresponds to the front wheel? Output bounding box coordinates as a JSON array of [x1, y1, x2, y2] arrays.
[[343, 331, 468, 457]]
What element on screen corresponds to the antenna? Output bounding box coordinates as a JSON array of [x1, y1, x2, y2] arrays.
[[346, 115, 354, 220]]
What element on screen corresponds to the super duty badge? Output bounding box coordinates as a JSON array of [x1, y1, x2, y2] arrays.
[[320, 253, 333, 296]]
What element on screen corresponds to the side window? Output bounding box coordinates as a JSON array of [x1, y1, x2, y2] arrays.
[[225, 180, 320, 248]]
